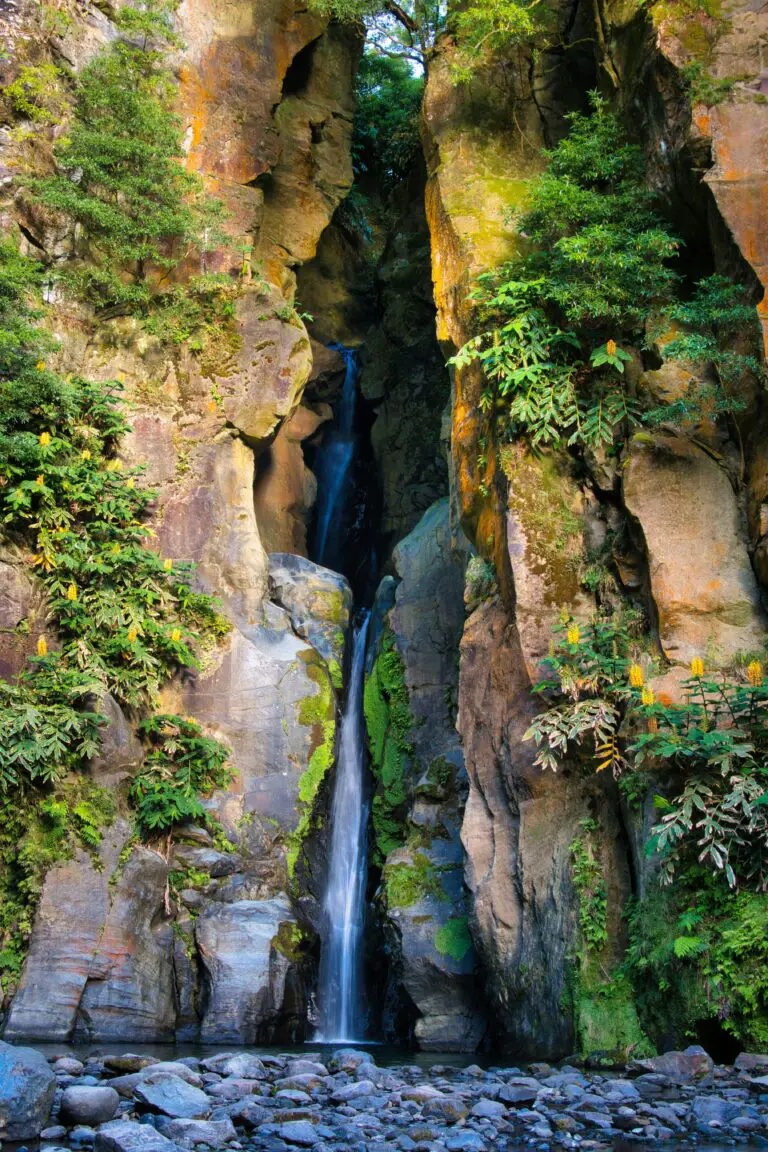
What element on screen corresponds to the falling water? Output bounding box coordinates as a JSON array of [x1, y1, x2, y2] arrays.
[[317, 612, 370, 1042], [313, 345, 359, 569]]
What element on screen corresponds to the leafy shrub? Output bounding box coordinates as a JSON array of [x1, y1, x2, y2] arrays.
[[31, 0, 230, 343], [0, 240, 233, 974], [4, 64, 69, 128], [526, 613, 768, 891], [353, 52, 423, 191], [452, 95, 680, 450], [130, 715, 232, 835], [570, 819, 609, 951], [627, 875, 768, 1050]]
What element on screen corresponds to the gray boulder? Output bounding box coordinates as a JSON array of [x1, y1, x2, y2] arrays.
[[630, 1045, 714, 1083], [61, 1086, 120, 1126], [95, 1120, 180, 1152], [134, 1074, 211, 1119], [159, 1118, 237, 1146], [275, 1119, 319, 1146], [0, 1040, 56, 1140]]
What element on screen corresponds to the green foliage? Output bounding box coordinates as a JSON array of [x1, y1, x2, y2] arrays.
[[129, 714, 232, 835], [384, 851, 445, 907], [4, 64, 69, 128], [0, 239, 232, 977], [680, 62, 744, 106], [31, 0, 229, 340], [634, 666, 768, 890], [527, 608, 768, 892], [434, 914, 472, 961], [646, 274, 764, 427], [627, 876, 768, 1050], [450, 0, 548, 82], [353, 53, 423, 191], [524, 610, 645, 776], [573, 960, 653, 1059], [0, 778, 115, 985], [364, 626, 415, 863], [570, 820, 608, 951], [452, 95, 679, 450]]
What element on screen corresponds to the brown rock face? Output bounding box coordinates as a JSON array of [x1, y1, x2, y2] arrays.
[[624, 433, 766, 667]]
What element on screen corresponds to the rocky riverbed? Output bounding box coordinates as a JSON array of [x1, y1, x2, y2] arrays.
[[2, 1042, 768, 1152]]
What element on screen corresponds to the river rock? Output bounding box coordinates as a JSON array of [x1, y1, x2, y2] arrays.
[[630, 1045, 714, 1083], [0, 1040, 56, 1140], [134, 1074, 212, 1118], [95, 1120, 180, 1152], [274, 1119, 319, 1146], [60, 1086, 120, 1126], [159, 1117, 237, 1145]]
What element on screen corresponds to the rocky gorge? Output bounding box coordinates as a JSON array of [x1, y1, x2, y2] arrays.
[[0, 0, 767, 1106]]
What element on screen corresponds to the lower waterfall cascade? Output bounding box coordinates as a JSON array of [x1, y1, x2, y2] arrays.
[[316, 612, 371, 1042]]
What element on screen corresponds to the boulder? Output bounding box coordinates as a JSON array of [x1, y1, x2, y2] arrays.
[[268, 553, 352, 671], [159, 1118, 237, 1146], [195, 897, 300, 1043], [0, 1041, 56, 1140], [60, 1086, 120, 1126], [630, 1046, 714, 1083], [134, 1074, 211, 1119], [95, 1120, 180, 1152]]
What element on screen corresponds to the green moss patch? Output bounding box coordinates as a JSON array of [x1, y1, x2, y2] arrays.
[[364, 626, 416, 864], [288, 657, 336, 878], [385, 852, 447, 908], [435, 915, 472, 961]]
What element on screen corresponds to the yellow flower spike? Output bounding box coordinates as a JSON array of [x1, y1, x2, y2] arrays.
[[641, 685, 655, 707], [648, 716, 659, 735], [127, 626, 138, 644], [81, 449, 91, 461], [691, 656, 704, 678], [66, 583, 78, 602], [567, 623, 580, 645], [36, 360, 46, 371], [171, 628, 182, 642], [39, 432, 51, 446], [126, 477, 135, 489], [606, 339, 617, 356], [36, 636, 48, 657], [113, 458, 122, 471], [747, 660, 763, 687], [36, 474, 44, 486], [629, 663, 644, 688], [163, 558, 173, 572]]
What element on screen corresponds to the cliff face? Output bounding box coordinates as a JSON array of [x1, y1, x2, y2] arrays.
[[420, 0, 768, 1057], [1, 0, 767, 1055], [0, 0, 361, 1043]]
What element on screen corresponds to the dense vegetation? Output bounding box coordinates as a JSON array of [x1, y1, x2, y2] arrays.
[[0, 240, 232, 984], [23, 0, 237, 354]]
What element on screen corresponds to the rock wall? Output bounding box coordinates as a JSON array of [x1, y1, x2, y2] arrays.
[[421, 0, 768, 1057], [0, 0, 361, 1043]]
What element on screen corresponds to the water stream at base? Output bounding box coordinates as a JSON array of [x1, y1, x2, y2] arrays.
[[316, 611, 370, 1042], [312, 345, 359, 570]]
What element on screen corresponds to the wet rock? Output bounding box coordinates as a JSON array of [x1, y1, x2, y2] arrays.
[[274, 1119, 319, 1146], [158, 1118, 237, 1146], [104, 1056, 159, 1074], [735, 1053, 768, 1073], [134, 1074, 212, 1119], [60, 1086, 120, 1126], [94, 1120, 180, 1152], [630, 1045, 714, 1084], [470, 1097, 506, 1120], [421, 1095, 468, 1123], [0, 1041, 56, 1140], [268, 553, 352, 670], [195, 897, 300, 1044], [331, 1080, 376, 1102]]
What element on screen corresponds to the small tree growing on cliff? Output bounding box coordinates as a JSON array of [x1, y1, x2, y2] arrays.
[[33, 0, 225, 315]]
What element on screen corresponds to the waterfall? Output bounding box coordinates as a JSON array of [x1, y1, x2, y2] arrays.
[[313, 345, 359, 569], [317, 611, 370, 1042]]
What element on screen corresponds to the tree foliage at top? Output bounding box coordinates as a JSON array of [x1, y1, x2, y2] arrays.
[[352, 52, 424, 189], [309, 0, 544, 72], [32, 0, 225, 316]]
